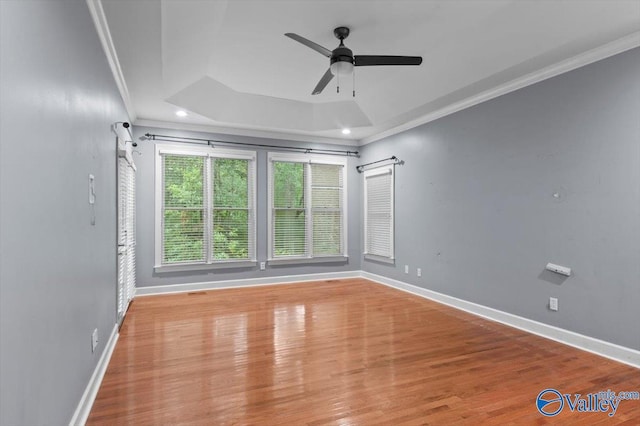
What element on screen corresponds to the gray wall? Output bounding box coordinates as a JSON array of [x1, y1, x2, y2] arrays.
[[361, 48, 640, 351], [0, 1, 129, 425], [133, 126, 361, 288]]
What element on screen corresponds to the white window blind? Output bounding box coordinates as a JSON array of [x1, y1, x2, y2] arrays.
[[311, 163, 343, 256], [364, 166, 394, 260], [157, 146, 256, 268], [269, 153, 346, 262], [162, 154, 206, 263], [117, 139, 136, 324], [272, 161, 307, 257], [212, 158, 254, 260]]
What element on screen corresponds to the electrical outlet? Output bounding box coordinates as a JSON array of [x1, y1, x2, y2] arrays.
[[91, 328, 99, 353], [417, 268, 422, 277], [259, 262, 266, 271], [404, 265, 409, 274], [549, 297, 558, 312]]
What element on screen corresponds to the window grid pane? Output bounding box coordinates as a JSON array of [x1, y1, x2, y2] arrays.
[[213, 209, 250, 260], [273, 162, 305, 208], [274, 209, 307, 256], [163, 209, 205, 263], [312, 211, 342, 255]]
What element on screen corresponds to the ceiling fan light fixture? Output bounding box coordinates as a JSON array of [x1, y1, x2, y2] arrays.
[[330, 61, 354, 76], [285, 27, 422, 95], [341, 128, 351, 135]]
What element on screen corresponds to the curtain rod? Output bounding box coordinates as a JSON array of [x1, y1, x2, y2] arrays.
[[144, 133, 359, 157], [356, 156, 400, 173]]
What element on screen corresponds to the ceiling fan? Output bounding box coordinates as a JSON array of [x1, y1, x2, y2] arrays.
[[285, 26, 422, 95]]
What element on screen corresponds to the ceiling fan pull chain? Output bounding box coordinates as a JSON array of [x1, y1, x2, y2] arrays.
[[353, 68, 356, 97], [337, 71, 340, 93]]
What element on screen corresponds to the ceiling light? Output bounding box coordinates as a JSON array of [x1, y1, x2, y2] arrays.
[[330, 61, 354, 76], [175, 110, 188, 117], [341, 128, 351, 135]]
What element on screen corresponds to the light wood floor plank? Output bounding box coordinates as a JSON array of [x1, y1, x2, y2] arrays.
[[87, 278, 640, 424]]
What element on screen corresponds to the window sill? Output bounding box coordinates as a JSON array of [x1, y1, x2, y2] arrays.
[[268, 256, 349, 266], [154, 260, 257, 273], [364, 254, 395, 264]]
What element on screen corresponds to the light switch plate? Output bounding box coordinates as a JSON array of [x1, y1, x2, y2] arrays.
[[88, 174, 95, 205]]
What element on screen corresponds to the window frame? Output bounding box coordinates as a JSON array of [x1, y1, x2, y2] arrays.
[[267, 152, 348, 265], [154, 143, 257, 272], [363, 165, 395, 263]]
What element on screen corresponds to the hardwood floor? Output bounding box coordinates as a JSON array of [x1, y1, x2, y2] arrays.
[[87, 279, 640, 425]]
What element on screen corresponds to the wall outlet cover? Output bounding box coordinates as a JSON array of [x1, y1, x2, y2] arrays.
[[91, 328, 99, 352]]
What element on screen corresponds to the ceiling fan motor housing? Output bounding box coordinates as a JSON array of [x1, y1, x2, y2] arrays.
[[331, 46, 354, 66], [331, 27, 354, 68]]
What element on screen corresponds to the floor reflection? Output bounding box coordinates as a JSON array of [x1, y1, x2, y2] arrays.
[[87, 280, 640, 424]]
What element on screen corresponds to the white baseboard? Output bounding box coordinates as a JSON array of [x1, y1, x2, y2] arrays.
[[69, 324, 119, 426], [135, 270, 361, 296], [361, 271, 640, 369]]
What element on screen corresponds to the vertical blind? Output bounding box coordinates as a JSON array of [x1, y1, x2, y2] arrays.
[[364, 167, 394, 259], [161, 152, 255, 265], [270, 158, 344, 259]]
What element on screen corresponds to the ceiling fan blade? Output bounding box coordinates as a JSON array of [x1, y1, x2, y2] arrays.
[[312, 68, 334, 95], [354, 55, 423, 66], [285, 33, 332, 58]]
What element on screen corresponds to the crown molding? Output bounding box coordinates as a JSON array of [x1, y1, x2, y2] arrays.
[[86, 0, 136, 122], [360, 31, 640, 146], [133, 119, 360, 147]]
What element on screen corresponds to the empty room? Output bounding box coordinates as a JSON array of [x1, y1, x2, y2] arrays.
[[1, 0, 640, 424]]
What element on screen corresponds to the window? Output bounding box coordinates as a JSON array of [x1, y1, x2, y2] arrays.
[[155, 145, 256, 270], [268, 153, 347, 264], [363, 165, 394, 262]]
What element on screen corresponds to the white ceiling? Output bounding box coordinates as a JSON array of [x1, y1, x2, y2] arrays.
[[100, 0, 640, 144]]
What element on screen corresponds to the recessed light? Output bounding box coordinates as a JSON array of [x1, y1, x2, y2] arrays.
[[176, 110, 188, 117], [341, 128, 351, 135]]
